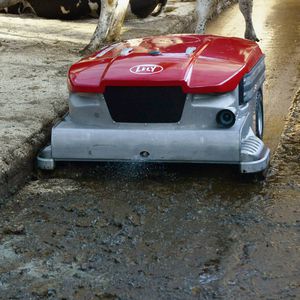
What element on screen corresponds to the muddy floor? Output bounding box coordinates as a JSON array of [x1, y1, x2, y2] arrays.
[[1, 0, 300, 299], [1, 150, 300, 299]]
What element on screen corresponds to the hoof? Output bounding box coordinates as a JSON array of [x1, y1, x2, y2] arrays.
[[79, 46, 93, 56], [245, 31, 260, 42]]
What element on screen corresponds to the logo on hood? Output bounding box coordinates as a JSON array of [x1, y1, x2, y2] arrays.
[[130, 64, 163, 75]]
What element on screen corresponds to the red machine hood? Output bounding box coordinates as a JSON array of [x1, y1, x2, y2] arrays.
[[68, 34, 263, 94]]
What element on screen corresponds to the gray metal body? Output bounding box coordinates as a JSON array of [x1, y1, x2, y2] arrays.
[[37, 58, 270, 173]]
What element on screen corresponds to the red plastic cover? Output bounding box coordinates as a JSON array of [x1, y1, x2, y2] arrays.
[[68, 34, 264, 94]]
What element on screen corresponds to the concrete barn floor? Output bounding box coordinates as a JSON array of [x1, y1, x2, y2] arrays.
[[0, 0, 300, 299]]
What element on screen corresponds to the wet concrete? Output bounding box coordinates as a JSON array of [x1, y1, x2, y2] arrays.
[[211, 90, 300, 299], [1, 0, 300, 299], [1, 125, 300, 299], [0, 167, 264, 299], [206, 0, 300, 151]]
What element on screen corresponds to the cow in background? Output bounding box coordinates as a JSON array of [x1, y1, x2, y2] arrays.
[[0, 0, 258, 53], [85, 0, 258, 52], [0, 0, 167, 20]]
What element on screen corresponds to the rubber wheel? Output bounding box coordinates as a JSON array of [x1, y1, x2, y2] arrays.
[[242, 90, 268, 180], [255, 90, 268, 179], [254, 90, 264, 139]]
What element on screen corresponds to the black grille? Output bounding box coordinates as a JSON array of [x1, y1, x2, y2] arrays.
[[103, 86, 186, 123]]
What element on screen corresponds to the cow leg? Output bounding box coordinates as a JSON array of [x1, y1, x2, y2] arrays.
[[106, 0, 130, 40], [239, 0, 259, 41], [83, 0, 116, 52], [151, 0, 168, 17], [20, 0, 36, 15], [83, 0, 129, 53], [0, 0, 21, 9], [195, 0, 212, 34]]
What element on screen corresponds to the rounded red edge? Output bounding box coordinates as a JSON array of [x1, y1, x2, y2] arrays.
[[67, 35, 264, 95]]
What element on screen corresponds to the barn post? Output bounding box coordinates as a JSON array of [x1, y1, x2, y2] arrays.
[[83, 0, 130, 53]]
